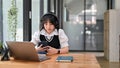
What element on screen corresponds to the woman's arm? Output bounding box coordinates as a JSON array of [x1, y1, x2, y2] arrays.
[[31, 31, 40, 45], [59, 29, 69, 48], [59, 46, 69, 54], [46, 46, 69, 55]]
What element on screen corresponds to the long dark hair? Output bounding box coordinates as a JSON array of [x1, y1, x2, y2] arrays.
[[40, 12, 59, 31]]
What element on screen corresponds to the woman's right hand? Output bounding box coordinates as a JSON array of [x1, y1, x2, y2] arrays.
[[36, 44, 48, 52]]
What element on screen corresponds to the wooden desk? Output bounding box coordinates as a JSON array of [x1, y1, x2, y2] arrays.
[[0, 53, 101, 68]]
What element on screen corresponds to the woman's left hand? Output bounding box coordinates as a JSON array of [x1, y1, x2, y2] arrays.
[[46, 46, 58, 55]]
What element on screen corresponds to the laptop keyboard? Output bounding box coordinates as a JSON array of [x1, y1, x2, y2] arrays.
[[38, 54, 50, 61]]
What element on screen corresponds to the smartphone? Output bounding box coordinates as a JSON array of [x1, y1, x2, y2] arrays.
[[38, 41, 48, 47]]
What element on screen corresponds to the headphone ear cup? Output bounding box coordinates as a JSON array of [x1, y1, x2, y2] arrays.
[[55, 18, 59, 29], [55, 24, 59, 29]]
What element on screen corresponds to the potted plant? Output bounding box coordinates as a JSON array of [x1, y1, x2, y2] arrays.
[[0, 42, 3, 54], [8, 0, 18, 41]]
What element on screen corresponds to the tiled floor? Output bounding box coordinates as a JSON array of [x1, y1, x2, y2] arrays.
[[70, 52, 120, 68]]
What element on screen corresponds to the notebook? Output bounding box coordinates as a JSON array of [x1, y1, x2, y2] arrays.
[[56, 56, 73, 62], [6, 41, 50, 62]]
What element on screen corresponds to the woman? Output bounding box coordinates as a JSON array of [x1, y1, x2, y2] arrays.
[[31, 12, 69, 55]]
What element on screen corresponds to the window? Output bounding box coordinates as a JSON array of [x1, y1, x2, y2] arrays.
[[3, 0, 23, 41]]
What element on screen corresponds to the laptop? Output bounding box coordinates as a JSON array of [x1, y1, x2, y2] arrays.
[[6, 41, 50, 62]]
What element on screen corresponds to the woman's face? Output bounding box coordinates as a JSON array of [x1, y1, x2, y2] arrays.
[[44, 20, 55, 34]]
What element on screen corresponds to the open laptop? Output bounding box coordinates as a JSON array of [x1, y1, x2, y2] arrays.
[[6, 41, 50, 62]]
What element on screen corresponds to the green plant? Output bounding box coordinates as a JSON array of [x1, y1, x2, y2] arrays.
[[8, 0, 18, 41], [0, 42, 2, 48], [0, 42, 3, 54]]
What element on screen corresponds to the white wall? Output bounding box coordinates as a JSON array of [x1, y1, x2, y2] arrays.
[[109, 10, 120, 62], [115, 0, 120, 9], [114, 0, 120, 62]]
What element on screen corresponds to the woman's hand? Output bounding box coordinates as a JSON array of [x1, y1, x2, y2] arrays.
[[46, 46, 58, 55], [46, 46, 69, 55], [36, 44, 48, 52]]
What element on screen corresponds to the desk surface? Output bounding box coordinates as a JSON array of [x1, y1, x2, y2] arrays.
[[0, 53, 101, 68]]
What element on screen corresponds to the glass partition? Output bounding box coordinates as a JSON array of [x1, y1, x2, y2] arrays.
[[63, 0, 107, 51]]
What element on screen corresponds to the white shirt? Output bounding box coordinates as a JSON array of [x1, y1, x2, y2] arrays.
[[31, 29, 69, 48]]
